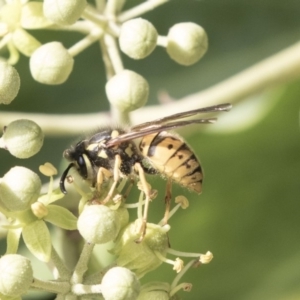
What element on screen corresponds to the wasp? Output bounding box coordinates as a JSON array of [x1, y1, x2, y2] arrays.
[[60, 103, 232, 239]]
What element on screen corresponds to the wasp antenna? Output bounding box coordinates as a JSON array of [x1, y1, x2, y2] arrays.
[[60, 163, 75, 194]]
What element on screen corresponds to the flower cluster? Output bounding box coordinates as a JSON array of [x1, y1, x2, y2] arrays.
[[0, 0, 213, 299], [0, 0, 208, 113], [0, 159, 213, 299]]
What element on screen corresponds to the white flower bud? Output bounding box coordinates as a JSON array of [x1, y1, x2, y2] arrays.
[[166, 22, 208, 66], [119, 18, 158, 59], [1, 119, 44, 158], [101, 267, 140, 300], [0, 62, 20, 105], [0, 254, 33, 296], [0, 166, 41, 211], [106, 70, 149, 112], [43, 0, 87, 25], [78, 205, 121, 244], [30, 42, 74, 85]]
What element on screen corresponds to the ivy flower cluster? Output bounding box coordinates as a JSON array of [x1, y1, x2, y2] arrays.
[[0, 0, 208, 111], [0, 0, 212, 299], [0, 159, 213, 299]]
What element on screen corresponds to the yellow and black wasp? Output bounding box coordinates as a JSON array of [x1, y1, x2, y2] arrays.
[[60, 103, 232, 238]]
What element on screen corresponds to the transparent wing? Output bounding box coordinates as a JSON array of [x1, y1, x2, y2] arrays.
[[105, 103, 232, 147], [132, 103, 232, 130]]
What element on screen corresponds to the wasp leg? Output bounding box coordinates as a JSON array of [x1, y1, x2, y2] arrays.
[[123, 177, 135, 200], [96, 167, 113, 192], [162, 178, 172, 225], [134, 162, 151, 243], [102, 154, 122, 204]]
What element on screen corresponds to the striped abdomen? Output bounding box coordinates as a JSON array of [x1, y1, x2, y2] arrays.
[[139, 131, 202, 193]]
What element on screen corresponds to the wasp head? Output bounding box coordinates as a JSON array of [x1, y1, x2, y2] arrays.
[[60, 142, 90, 194]]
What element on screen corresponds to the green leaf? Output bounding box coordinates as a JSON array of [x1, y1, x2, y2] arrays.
[[22, 220, 51, 262], [44, 204, 77, 230]]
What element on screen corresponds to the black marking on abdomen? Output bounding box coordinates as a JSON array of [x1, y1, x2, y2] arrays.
[[147, 132, 171, 157]]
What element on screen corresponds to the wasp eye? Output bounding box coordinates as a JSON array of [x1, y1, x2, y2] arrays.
[[77, 155, 88, 178]]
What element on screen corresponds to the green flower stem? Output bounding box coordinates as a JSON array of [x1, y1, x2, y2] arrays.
[[167, 248, 202, 258], [95, 0, 106, 11], [31, 278, 70, 294], [100, 38, 115, 80], [104, 34, 124, 74], [81, 4, 107, 26], [68, 28, 104, 57], [45, 21, 92, 35], [71, 242, 95, 284], [105, 0, 125, 15], [118, 0, 169, 22], [170, 282, 192, 297], [50, 246, 72, 280], [157, 35, 167, 47], [111, 105, 130, 125], [170, 258, 197, 291], [72, 283, 102, 295]]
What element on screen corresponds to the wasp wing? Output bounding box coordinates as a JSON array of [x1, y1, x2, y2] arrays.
[[105, 118, 216, 147], [105, 103, 232, 147], [131, 103, 232, 130]]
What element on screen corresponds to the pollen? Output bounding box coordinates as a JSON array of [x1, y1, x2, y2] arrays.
[[111, 130, 120, 138]]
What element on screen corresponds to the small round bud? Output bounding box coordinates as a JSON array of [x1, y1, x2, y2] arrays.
[[43, 0, 87, 26], [119, 18, 158, 59], [0, 254, 33, 296], [30, 42, 74, 85], [1, 119, 44, 158], [106, 70, 149, 112], [77, 205, 121, 244], [0, 166, 41, 211], [166, 22, 208, 66], [101, 267, 140, 300], [0, 62, 20, 105]]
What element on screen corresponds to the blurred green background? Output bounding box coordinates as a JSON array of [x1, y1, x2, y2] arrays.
[[1, 0, 300, 299]]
